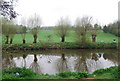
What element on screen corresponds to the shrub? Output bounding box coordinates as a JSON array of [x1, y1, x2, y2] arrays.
[[2, 67, 37, 79], [2, 42, 118, 50], [75, 72, 88, 79], [92, 66, 120, 79], [57, 72, 88, 79]]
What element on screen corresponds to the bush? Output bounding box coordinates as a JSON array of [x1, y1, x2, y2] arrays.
[[57, 72, 77, 77], [92, 66, 120, 79], [2, 67, 37, 79], [2, 42, 118, 50], [2, 66, 120, 79], [75, 72, 88, 79], [57, 72, 88, 79]]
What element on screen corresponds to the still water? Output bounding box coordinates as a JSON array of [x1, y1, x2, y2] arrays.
[[2, 49, 118, 74]]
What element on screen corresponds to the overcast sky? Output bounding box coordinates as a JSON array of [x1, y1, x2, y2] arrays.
[[15, 0, 119, 26]]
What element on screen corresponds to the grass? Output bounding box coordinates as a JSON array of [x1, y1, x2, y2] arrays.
[[88, 66, 120, 79], [2, 42, 118, 50], [0, 69, 1, 80], [2, 66, 119, 79], [2, 30, 120, 44]]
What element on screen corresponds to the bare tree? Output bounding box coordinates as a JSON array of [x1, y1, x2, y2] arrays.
[[21, 26, 27, 44], [74, 16, 92, 43], [55, 17, 71, 42], [27, 14, 42, 43], [9, 24, 17, 44], [2, 18, 10, 44], [0, 0, 18, 20], [89, 24, 100, 42], [2, 18, 17, 44], [20, 18, 27, 44]]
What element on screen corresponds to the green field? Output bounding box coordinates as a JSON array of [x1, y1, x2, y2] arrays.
[[2, 30, 120, 44]]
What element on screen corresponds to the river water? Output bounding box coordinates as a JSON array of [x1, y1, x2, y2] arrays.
[[2, 49, 118, 74]]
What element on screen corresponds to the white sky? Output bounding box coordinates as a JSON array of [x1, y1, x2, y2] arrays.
[[15, 0, 119, 26]]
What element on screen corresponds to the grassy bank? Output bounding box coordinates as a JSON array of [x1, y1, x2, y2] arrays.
[[2, 30, 119, 50], [2, 30, 120, 44], [2, 66, 120, 79], [89, 66, 120, 79], [2, 42, 118, 50]]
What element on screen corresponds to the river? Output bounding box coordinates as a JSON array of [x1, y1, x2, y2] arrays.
[[2, 49, 118, 74]]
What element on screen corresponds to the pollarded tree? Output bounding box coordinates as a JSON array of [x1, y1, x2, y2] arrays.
[[27, 14, 42, 43], [9, 24, 17, 44], [74, 16, 92, 43], [90, 24, 100, 43], [20, 26, 27, 44], [20, 18, 27, 44], [2, 18, 17, 44], [2, 18, 11, 44], [55, 17, 71, 42]]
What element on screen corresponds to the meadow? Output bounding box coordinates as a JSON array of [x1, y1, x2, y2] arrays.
[[2, 30, 120, 44]]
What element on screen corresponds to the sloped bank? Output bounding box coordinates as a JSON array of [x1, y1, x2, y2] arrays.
[[2, 66, 120, 79], [2, 42, 118, 51]]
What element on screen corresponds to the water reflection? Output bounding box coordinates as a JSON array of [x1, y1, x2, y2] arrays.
[[91, 53, 99, 61], [21, 55, 27, 67], [29, 54, 42, 74], [3, 55, 16, 68], [103, 53, 118, 66], [56, 54, 70, 73], [74, 52, 88, 72], [2, 49, 118, 74]]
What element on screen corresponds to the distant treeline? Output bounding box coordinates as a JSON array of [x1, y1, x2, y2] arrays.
[[41, 26, 54, 30], [103, 21, 120, 37]]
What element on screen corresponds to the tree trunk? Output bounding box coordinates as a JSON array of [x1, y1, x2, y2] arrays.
[[92, 35, 96, 42], [5, 35, 9, 44], [83, 59, 88, 72], [23, 54, 27, 59], [62, 54, 66, 60], [34, 54, 37, 62], [81, 33, 86, 44], [10, 38, 13, 44], [23, 39, 26, 44], [61, 36, 65, 42], [33, 34, 37, 43]]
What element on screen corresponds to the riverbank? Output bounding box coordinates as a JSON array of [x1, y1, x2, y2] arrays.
[[2, 42, 118, 50], [2, 66, 119, 79]]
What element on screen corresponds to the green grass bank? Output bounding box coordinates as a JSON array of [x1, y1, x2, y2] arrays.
[[2, 30, 120, 44], [2, 42, 118, 50], [2, 66, 120, 79]]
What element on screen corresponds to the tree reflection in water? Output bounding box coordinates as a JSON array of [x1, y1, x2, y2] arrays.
[[2, 55, 16, 68], [2, 49, 118, 74], [75, 52, 104, 73], [91, 53, 99, 61], [21, 55, 27, 67], [87, 53, 102, 72], [29, 54, 42, 74], [103, 53, 118, 66], [74, 52, 89, 72], [56, 53, 70, 73]]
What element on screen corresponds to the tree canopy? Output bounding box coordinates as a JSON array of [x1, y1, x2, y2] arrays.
[[0, 0, 18, 20]]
